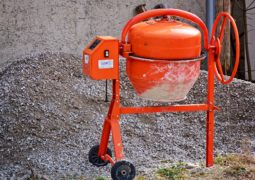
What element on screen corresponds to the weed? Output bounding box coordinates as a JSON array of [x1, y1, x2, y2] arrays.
[[135, 176, 147, 180], [96, 177, 108, 180], [156, 162, 188, 179], [155, 154, 255, 180]]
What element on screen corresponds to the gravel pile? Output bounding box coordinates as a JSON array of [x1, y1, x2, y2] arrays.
[[0, 52, 254, 179]]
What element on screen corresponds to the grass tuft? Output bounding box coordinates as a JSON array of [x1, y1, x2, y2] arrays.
[[135, 176, 147, 180], [96, 177, 108, 180], [155, 154, 255, 180], [156, 162, 188, 179], [215, 154, 255, 179]]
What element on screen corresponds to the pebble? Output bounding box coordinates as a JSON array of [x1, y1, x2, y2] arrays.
[[0, 52, 254, 179]]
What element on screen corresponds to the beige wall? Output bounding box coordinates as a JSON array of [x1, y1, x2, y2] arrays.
[[0, 0, 205, 64], [246, 0, 255, 81]]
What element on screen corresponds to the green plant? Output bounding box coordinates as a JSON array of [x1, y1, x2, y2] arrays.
[[96, 177, 108, 180], [215, 154, 255, 179], [135, 176, 147, 180], [156, 162, 188, 179]]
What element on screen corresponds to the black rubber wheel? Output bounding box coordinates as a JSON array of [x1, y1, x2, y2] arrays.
[[111, 160, 136, 180], [88, 145, 112, 167]]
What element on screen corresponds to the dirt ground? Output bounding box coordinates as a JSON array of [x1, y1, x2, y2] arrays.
[[0, 53, 254, 179], [153, 154, 255, 180]]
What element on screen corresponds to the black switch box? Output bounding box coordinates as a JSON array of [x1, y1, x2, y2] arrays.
[[104, 50, 109, 57]]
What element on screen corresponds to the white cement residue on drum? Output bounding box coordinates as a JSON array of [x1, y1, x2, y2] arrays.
[[136, 60, 201, 102], [140, 68, 200, 102], [140, 81, 196, 102]]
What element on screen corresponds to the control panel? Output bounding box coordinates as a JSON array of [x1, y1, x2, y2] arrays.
[[82, 36, 119, 80]]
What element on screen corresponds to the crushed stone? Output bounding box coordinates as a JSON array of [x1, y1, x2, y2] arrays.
[[0, 52, 254, 179]]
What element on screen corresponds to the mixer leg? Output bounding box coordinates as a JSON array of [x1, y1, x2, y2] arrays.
[[111, 120, 124, 160], [98, 119, 111, 157], [206, 49, 215, 167], [206, 110, 214, 167]]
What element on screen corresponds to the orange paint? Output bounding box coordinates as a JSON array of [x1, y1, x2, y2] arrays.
[[128, 19, 201, 59], [83, 9, 240, 174], [126, 55, 205, 102], [82, 36, 119, 80], [211, 12, 240, 84]]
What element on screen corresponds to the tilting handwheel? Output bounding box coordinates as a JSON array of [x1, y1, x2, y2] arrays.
[[211, 12, 240, 84], [111, 160, 136, 180], [88, 145, 112, 167]]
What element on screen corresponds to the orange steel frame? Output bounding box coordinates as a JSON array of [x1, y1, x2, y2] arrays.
[[97, 9, 240, 168]]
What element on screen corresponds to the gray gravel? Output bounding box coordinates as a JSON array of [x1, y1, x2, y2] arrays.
[[0, 52, 254, 179]]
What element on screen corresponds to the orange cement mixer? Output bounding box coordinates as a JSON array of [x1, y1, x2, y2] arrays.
[[82, 9, 239, 180]]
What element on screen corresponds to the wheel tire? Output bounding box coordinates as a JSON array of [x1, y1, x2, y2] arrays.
[[88, 145, 112, 167], [111, 160, 136, 180]]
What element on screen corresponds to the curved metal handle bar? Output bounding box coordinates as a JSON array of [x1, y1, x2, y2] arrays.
[[121, 9, 209, 50], [210, 12, 240, 84]]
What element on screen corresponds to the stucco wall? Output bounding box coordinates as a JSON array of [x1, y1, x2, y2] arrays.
[[246, 0, 255, 81], [0, 0, 205, 64]]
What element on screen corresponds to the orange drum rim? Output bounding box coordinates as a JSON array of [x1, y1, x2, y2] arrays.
[[128, 52, 206, 63]]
